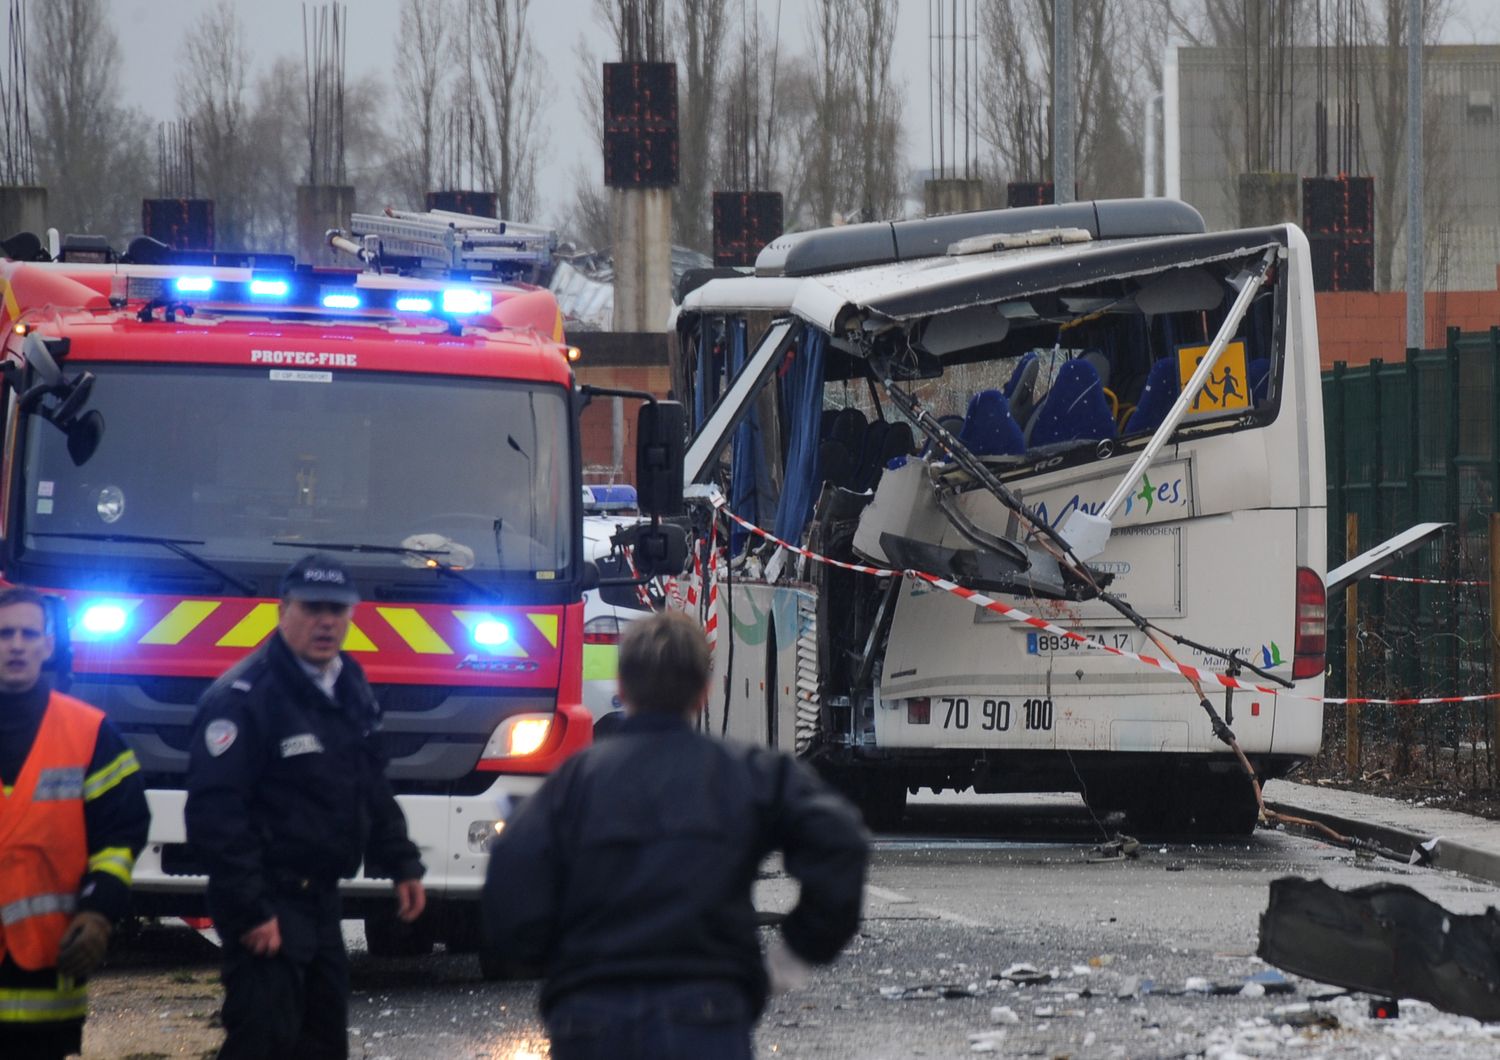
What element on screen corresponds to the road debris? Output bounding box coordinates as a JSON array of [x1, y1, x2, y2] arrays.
[[879, 983, 981, 1000], [995, 962, 1055, 986], [1088, 833, 1141, 862]]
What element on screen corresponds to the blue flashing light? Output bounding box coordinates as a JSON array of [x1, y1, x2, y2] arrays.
[[250, 278, 290, 297], [473, 620, 512, 648], [80, 603, 129, 637], [174, 276, 214, 294], [441, 288, 493, 315], [322, 292, 361, 310], [395, 296, 434, 313]]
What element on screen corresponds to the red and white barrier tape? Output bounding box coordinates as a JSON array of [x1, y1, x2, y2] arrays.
[[1369, 572, 1489, 587], [702, 492, 1500, 709], [704, 518, 720, 647]]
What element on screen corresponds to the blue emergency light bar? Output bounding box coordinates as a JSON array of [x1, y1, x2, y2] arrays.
[[124, 272, 504, 323], [249, 277, 290, 297], [582, 484, 640, 512]]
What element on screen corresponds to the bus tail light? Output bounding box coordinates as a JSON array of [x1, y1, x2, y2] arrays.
[[582, 615, 622, 645], [1292, 566, 1326, 680]]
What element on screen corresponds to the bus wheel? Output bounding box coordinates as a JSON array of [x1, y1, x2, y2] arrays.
[[853, 775, 907, 832], [479, 946, 540, 981], [1182, 772, 1260, 836], [440, 904, 481, 954], [364, 910, 435, 958]]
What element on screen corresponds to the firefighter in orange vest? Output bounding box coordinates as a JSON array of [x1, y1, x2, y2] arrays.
[[0, 585, 150, 1060]]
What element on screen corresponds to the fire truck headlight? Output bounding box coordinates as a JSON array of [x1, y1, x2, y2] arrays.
[[441, 288, 492, 315], [174, 276, 214, 295], [395, 296, 434, 313], [321, 291, 361, 310], [96, 486, 125, 523], [482, 714, 554, 760], [80, 603, 129, 637], [472, 619, 511, 648]]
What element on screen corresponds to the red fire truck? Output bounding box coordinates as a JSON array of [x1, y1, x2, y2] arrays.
[[0, 225, 682, 966]]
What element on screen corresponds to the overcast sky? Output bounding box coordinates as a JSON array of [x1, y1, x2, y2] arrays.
[[107, 0, 1500, 226]]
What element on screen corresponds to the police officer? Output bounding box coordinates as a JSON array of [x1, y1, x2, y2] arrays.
[[186, 554, 426, 1060], [483, 611, 869, 1060], [0, 585, 149, 1060]]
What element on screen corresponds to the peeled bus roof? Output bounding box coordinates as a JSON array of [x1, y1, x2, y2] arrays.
[[683, 224, 1293, 334], [754, 198, 1207, 277]]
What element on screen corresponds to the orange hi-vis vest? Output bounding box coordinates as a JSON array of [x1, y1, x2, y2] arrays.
[[0, 692, 102, 970]]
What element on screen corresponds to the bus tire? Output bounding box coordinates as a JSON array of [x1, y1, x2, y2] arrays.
[[364, 910, 435, 958], [1186, 772, 1260, 836], [479, 946, 541, 981], [853, 775, 907, 832], [439, 903, 481, 954]]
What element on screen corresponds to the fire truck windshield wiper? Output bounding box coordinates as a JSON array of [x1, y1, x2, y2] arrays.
[[270, 540, 503, 603], [30, 532, 258, 596]]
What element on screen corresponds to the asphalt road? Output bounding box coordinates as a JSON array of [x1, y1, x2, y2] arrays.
[[84, 792, 1500, 1058]]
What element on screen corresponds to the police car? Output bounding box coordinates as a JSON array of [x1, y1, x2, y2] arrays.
[[581, 485, 652, 722]]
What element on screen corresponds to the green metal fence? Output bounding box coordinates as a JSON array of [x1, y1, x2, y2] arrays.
[[1322, 326, 1500, 784]]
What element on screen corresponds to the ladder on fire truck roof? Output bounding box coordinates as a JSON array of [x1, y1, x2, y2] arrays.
[[343, 207, 557, 281]]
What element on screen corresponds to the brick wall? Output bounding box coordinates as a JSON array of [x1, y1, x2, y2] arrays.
[[570, 332, 673, 486], [1316, 275, 1500, 368]]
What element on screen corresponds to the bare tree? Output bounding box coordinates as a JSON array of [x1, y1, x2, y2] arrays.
[[30, 0, 152, 240], [559, 21, 611, 250], [240, 56, 305, 252], [1353, 0, 1454, 291], [793, 0, 855, 227], [469, 0, 544, 220], [178, 0, 253, 246], [850, 0, 902, 219], [715, 4, 783, 195], [394, 0, 451, 207], [670, 0, 730, 251], [978, 0, 1144, 198]]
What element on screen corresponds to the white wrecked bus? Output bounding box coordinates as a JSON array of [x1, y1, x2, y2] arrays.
[[671, 199, 1326, 834]]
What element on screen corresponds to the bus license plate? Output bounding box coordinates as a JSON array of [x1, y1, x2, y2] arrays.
[[1026, 631, 1136, 654]]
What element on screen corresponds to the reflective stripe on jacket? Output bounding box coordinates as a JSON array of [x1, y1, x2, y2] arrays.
[[0, 693, 102, 972]]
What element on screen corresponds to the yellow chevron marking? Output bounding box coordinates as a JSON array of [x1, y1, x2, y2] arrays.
[[216, 603, 279, 648], [1, 279, 18, 325], [453, 611, 528, 658], [139, 601, 221, 645], [378, 608, 453, 654], [342, 622, 377, 652], [527, 613, 559, 648]]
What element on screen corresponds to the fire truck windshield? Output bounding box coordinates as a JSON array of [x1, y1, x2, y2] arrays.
[[16, 364, 574, 584]]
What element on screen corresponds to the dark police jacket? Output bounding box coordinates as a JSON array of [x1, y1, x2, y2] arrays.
[[185, 633, 424, 938], [482, 713, 870, 1015]]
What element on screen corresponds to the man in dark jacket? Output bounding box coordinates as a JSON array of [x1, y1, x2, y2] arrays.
[[483, 610, 869, 1060], [0, 586, 149, 1060], [186, 554, 426, 1060]]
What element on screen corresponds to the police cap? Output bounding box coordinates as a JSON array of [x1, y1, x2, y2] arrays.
[[279, 553, 360, 605]]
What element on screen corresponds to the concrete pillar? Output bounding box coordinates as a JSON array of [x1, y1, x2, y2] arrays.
[[924, 179, 986, 217], [297, 185, 356, 266], [610, 187, 673, 332], [1237, 172, 1300, 229], [0, 186, 47, 238]]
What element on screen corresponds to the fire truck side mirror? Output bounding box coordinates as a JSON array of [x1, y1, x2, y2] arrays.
[[22, 333, 63, 388], [635, 401, 686, 518], [631, 523, 688, 579], [66, 410, 104, 467]]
